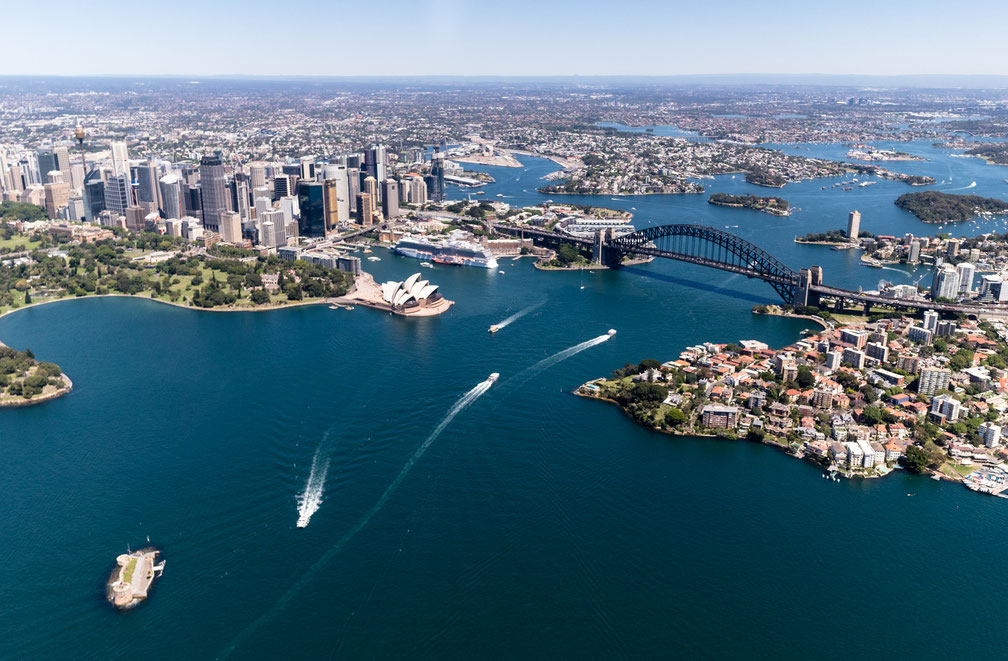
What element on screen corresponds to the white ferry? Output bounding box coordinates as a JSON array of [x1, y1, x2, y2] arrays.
[[394, 236, 498, 269]]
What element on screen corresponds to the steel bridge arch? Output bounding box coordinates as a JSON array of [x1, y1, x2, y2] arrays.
[[606, 224, 800, 301]]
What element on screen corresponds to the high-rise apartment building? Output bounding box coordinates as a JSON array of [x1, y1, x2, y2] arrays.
[[847, 210, 861, 239]]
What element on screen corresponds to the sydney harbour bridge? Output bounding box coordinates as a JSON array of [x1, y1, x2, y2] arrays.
[[488, 222, 1008, 320]]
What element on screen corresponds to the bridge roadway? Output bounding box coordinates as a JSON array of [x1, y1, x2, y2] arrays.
[[488, 221, 1008, 320]]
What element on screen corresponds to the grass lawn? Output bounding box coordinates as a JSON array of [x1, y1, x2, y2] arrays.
[[949, 462, 980, 477], [122, 557, 137, 584], [0, 235, 42, 252]]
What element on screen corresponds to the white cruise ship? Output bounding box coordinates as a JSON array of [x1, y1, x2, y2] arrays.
[[394, 236, 498, 269]]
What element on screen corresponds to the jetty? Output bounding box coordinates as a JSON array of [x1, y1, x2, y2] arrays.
[[106, 548, 164, 610]]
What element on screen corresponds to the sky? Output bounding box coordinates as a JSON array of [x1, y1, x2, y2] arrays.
[[6, 0, 1008, 77]]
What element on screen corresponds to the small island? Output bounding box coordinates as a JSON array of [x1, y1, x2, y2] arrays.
[[0, 343, 71, 407], [895, 191, 1008, 223], [708, 193, 790, 216], [107, 548, 164, 610]]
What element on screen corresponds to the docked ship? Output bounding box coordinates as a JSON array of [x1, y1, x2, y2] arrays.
[[394, 236, 498, 269]]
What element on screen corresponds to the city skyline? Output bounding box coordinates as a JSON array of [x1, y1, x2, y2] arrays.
[[6, 0, 1008, 78]]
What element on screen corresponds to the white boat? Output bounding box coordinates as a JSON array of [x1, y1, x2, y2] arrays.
[[367, 256, 381, 262], [488, 372, 500, 382], [498, 270, 505, 274], [607, 329, 617, 336], [420, 261, 432, 268], [496, 193, 504, 197]]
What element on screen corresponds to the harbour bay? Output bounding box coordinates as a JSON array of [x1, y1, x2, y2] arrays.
[[4, 145, 1008, 659]]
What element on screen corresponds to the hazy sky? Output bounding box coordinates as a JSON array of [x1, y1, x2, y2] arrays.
[[8, 0, 1008, 77]]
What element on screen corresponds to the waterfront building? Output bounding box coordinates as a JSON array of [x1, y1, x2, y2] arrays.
[[908, 239, 922, 264], [199, 153, 227, 232], [337, 255, 362, 276], [946, 238, 960, 258], [297, 182, 326, 238], [321, 179, 345, 233], [825, 350, 842, 371], [923, 310, 939, 333], [957, 262, 976, 295], [931, 264, 960, 301], [918, 367, 951, 396], [260, 210, 286, 247], [701, 405, 739, 429], [847, 210, 861, 239], [980, 422, 1002, 448]]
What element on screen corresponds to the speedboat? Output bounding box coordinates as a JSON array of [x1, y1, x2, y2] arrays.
[[420, 261, 432, 268], [488, 372, 500, 382], [489, 325, 500, 333], [607, 329, 617, 336]]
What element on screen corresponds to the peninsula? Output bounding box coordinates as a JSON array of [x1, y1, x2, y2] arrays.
[[578, 310, 1008, 495], [0, 342, 70, 407]]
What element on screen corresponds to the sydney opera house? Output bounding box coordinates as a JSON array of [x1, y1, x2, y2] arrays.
[[377, 273, 452, 315]]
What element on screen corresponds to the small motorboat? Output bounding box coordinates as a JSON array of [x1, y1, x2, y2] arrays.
[[489, 325, 500, 333], [488, 372, 500, 382], [607, 329, 617, 336]]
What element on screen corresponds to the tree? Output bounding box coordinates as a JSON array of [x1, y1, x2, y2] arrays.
[[796, 365, 815, 389], [904, 445, 931, 473], [250, 289, 271, 305], [664, 408, 686, 428], [22, 290, 30, 305]]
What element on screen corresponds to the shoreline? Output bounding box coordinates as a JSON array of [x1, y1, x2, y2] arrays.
[[752, 308, 831, 330]]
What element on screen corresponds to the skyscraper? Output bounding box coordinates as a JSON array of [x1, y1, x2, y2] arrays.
[[159, 174, 182, 219], [36, 149, 57, 185], [382, 179, 399, 218], [362, 176, 378, 212], [847, 210, 861, 239], [356, 192, 373, 226], [44, 181, 71, 218], [220, 211, 242, 244], [103, 172, 131, 218], [109, 141, 130, 176], [908, 240, 921, 264], [428, 147, 445, 202], [297, 181, 326, 238], [136, 161, 163, 211], [322, 178, 348, 232], [199, 153, 227, 232], [249, 162, 267, 189], [365, 144, 387, 186], [53, 146, 72, 187], [83, 169, 106, 221]]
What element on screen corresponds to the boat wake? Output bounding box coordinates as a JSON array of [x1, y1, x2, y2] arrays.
[[950, 180, 977, 190], [492, 300, 545, 332], [220, 375, 497, 658], [518, 333, 613, 381], [295, 445, 330, 528]]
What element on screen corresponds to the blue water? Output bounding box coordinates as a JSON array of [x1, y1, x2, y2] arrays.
[[3, 138, 1008, 658]]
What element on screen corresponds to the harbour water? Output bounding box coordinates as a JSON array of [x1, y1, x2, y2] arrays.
[[3, 142, 1008, 658]]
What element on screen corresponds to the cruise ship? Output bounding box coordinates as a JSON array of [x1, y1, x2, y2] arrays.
[[394, 236, 498, 269]]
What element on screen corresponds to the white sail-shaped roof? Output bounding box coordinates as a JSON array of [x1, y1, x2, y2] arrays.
[[402, 273, 422, 292], [381, 281, 400, 304], [417, 284, 439, 300]]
